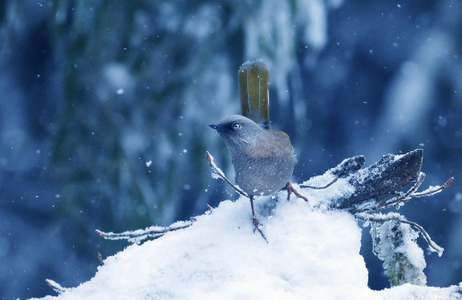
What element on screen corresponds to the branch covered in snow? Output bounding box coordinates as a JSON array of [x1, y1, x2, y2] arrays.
[[46, 279, 69, 295], [300, 148, 451, 214], [206, 151, 249, 198], [334, 149, 425, 210], [96, 220, 195, 244], [376, 173, 454, 210], [368, 219, 427, 286], [300, 155, 365, 189], [356, 212, 444, 257], [310, 148, 454, 286]]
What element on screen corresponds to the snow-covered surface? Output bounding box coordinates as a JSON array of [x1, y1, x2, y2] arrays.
[[301, 171, 354, 209], [36, 188, 460, 300]]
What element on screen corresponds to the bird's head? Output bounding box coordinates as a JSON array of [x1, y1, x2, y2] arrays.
[[209, 115, 266, 156]]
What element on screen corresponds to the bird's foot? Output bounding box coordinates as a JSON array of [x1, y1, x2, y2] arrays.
[[284, 182, 309, 202]]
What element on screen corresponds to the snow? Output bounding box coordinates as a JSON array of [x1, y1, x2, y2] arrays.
[[300, 174, 354, 209], [373, 221, 427, 286], [35, 189, 461, 299], [380, 283, 462, 300]]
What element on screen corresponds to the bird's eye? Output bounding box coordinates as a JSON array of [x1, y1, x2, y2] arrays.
[[231, 122, 242, 130]]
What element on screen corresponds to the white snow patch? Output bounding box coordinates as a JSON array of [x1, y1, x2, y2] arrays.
[[300, 173, 355, 208], [35, 195, 461, 300]]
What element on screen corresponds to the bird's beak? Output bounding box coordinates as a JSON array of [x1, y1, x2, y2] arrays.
[[209, 124, 225, 132]]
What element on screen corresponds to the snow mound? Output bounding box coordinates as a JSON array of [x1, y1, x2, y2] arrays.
[[36, 192, 460, 299]]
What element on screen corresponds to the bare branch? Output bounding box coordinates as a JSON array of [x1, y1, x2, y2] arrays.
[[410, 176, 454, 198], [300, 177, 338, 190], [376, 174, 453, 210], [400, 219, 444, 256], [377, 172, 426, 209], [96, 221, 194, 243], [206, 151, 249, 198]]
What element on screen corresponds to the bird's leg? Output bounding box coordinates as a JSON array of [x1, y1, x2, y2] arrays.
[[284, 182, 309, 202], [249, 196, 268, 243]]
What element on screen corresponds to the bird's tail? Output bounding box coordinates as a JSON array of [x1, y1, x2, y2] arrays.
[[238, 60, 270, 129]]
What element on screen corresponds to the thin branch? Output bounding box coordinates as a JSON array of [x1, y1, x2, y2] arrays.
[[355, 212, 444, 256], [300, 177, 338, 189], [206, 151, 249, 198], [411, 176, 454, 198], [399, 219, 444, 256], [300, 155, 364, 190], [46, 279, 68, 294], [377, 173, 453, 210], [377, 172, 426, 209], [96, 221, 194, 242]]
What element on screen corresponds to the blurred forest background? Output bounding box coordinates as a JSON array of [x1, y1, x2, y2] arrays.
[[1, 0, 461, 298]]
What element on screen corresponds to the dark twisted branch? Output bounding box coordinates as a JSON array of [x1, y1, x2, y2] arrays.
[[316, 148, 452, 255], [334, 149, 424, 211]]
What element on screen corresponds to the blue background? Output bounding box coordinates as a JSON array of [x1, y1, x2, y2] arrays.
[[1, 0, 461, 298]]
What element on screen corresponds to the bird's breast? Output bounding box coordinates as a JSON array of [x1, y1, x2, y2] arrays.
[[232, 152, 295, 196]]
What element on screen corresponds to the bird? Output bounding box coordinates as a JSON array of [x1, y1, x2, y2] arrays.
[[209, 61, 306, 241], [209, 115, 297, 197], [209, 114, 302, 242]]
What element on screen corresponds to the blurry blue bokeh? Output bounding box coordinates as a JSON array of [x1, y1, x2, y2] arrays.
[[0, 0, 461, 298]]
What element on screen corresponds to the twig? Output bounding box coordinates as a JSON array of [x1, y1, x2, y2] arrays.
[[400, 219, 444, 256], [411, 176, 454, 198], [377, 172, 425, 209], [96, 221, 194, 242], [355, 212, 444, 256], [97, 252, 103, 264], [46, 279, 68, 294], [300, 177, 338, 190], [377, 173, 453, 210], [206, 151, 249, 198]]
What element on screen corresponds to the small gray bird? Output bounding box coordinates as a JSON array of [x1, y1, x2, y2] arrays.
[[209, 115, 297, 196], [209, 61, 305, 241]]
